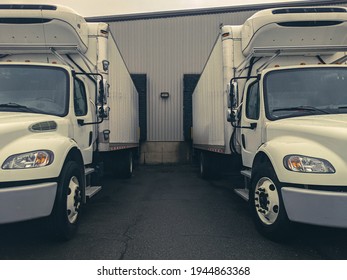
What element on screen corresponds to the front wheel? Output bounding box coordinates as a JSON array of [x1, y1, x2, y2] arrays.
[[49, 161, 83, 241], [249, 163, 291, 241]]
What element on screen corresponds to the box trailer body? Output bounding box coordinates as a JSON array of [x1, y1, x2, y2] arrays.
[[0, 5, 139, 239], [192, 6, 347, 239]]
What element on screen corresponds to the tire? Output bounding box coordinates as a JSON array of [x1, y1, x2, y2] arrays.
[[249, 162, 292, 241], [49, 161, 83, 241]]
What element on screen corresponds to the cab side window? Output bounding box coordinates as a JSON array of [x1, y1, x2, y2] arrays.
[[246, 81, 260, 120], [74, 78, 88, 116]]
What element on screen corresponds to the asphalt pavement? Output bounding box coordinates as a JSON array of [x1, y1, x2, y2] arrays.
[[1, 164, 347, 260]]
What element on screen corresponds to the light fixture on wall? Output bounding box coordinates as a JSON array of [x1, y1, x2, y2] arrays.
[[160, 92, 169, 99]]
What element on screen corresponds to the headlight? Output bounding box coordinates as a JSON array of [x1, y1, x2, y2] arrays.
[[283, 155, 335, 174], [2, 150, 54, 169]]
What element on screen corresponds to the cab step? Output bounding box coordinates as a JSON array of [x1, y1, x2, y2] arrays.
[[234, 188, 249, 202], [85, 186, 102, 199], [85, 167, 95, 176], [240, 169, 251, 179], [235, 169, 252, 201], [84, 167, 102, 201]]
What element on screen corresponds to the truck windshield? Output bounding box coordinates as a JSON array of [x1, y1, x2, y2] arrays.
[[0, 65, 68, 116], [264, 67, 347, 120]]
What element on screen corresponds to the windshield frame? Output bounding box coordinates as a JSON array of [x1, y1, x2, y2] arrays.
[[0, 64, 70, 117], [263, 66, 347, 121]]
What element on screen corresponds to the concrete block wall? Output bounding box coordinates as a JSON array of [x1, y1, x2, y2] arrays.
[[140, 142, 191, 164]]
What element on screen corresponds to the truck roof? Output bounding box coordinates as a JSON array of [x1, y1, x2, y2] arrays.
[[0, 4, 89, 54], [239, 6, 347, 56]]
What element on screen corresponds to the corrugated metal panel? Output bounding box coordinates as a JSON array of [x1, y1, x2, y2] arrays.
[[108, 4, 347, 141], [109, 11, 255, 141], [108, 34, 139, 144], [192, 34, 224, 147]]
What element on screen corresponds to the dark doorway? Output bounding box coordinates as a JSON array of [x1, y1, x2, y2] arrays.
[[183, 74, 200, 141], [131, 74, 147, 142]]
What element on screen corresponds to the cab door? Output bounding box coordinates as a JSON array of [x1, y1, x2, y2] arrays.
[[241, 79, 262, 168], [73, 77, 95, 164]]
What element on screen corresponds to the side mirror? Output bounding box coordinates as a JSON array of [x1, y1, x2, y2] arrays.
[[98, 79, 105, 104], [98, 79, 108, 118], [230, 80, 239, 109], [103, 79, 109, 98], [227, 80, 239, 123]]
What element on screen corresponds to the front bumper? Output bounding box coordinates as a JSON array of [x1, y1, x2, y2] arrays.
[[282, 187, 347, 228], [0, 182, 57, 224]]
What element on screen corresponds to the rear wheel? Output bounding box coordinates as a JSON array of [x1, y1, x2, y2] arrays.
[[199, 151, 217, 179], [49, 161, 83, 241], [117, 150, 133, 179], [249, 162, 291, 241]]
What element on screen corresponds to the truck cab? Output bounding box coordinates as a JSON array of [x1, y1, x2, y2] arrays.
[[0, 61, 104, 239], [0, 4, 139, 240], [231, 64, 347, 238], [193, 6, 347, 240]]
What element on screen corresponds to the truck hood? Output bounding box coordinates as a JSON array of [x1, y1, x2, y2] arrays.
[[264, 114, 347, 186], [0, 112, 69, 149], [266, 114, 347, 157], [267, 114, 347, 140]]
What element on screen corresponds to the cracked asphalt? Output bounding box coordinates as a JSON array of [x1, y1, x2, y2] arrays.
[[1, 164, 347, 260]]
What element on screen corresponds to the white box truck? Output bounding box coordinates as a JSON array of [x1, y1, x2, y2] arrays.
[[0, 4, 139, 239], [192, 6, 347, 239]]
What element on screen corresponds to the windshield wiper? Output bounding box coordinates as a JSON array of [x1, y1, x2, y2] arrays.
[[0, 103, 45, 113], [0, 102, 28, 108], [272, 105, 330, 114]]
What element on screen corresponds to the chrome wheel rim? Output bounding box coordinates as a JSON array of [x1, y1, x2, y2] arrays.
[[66, 176, 81, 224], [254, 177, 280, 225]]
